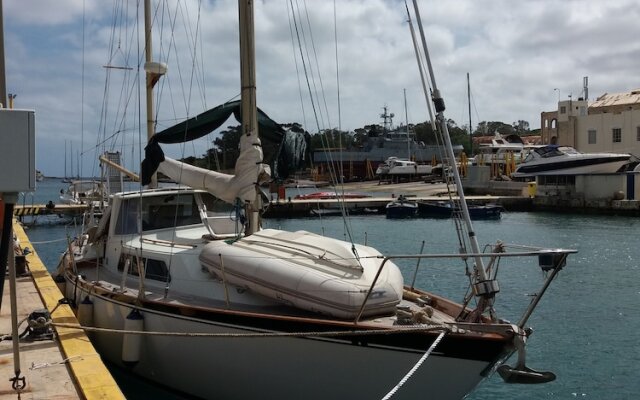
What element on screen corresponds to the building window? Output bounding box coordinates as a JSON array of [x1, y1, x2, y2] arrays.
[[588, 129, 597, 144], [560, 106, 566, 114], [612, 128, 622, 143], [637, 126, 640, 141]]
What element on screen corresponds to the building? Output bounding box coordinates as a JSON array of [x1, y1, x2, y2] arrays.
[[541, 88, 640, 155]]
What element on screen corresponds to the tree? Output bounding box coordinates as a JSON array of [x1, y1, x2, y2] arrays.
[[474, 121, 515, 136], [310, 129, 354, 151], [213, 125, 242, 170], [512, 120, 530, 134]]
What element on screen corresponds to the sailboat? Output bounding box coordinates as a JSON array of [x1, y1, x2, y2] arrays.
[[54, 1, 575, 399]]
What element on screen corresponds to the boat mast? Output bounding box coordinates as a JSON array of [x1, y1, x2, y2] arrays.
[[404, 88, 410, 159], [70, 142, 74, 181], [144, 0, 154, 143], [411, 0, 489, 283], [239, 0, 261, 235], [467, 72, 473, 155], [143, 0, 167, 188], [143, 0, 156, 187]]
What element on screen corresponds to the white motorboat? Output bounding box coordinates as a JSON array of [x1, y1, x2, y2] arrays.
[[53, 1, 576, 399], [59, 180, 103, 206], [512, 145, 631, 177], [472, 132, 527, 166], [376, 156, 433, 176]]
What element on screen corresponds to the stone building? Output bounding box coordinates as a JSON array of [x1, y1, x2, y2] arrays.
[[540, 88, 640, 156]]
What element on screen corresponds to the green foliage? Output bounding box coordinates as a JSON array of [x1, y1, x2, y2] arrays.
[[181, 117, 531, 169]]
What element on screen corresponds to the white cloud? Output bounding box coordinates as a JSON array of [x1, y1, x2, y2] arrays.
[[5, 0, 639, 177]]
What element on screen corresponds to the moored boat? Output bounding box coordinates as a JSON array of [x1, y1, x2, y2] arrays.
[[53, 1, 576, 399], [512, 145, 630, 177], [59, 180, 103, 206], [418, 200, 503, 220], [376, 156, 433, 177], [385, 195, 418, 218], [294, 191, 371, 200]]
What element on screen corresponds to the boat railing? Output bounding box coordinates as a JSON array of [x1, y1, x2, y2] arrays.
[[354, 247, 577, 325]]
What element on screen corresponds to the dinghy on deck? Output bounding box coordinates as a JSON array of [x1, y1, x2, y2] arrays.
[[199, 229, 404, 319]]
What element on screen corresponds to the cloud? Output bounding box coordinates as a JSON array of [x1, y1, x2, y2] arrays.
[[4, 0, 638, 177]]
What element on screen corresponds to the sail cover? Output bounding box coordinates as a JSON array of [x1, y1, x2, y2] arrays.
[[141, 101, 308, 189]]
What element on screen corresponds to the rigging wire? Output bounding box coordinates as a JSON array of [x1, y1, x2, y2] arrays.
[[288, 0, 360, 251], [286, 1, 309, 130], [405, 1, 471, 266]]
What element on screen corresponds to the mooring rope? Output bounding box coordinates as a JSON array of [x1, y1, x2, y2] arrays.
[[51, 322, 448, 339], [381, 330, 447, 399]]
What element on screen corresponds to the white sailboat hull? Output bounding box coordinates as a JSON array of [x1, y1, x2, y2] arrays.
[[68, 282, 509, 400]]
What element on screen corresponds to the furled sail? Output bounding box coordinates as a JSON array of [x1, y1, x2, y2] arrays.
[[141, 101, 308, 193], [142, 130, 269, 205]]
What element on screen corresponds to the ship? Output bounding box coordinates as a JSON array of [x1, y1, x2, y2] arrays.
[[312, 106, 462, 181]]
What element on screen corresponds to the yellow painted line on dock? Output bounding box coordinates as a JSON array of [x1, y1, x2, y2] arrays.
[[13, 220, 125, 400], [14, 204, 88, 216]]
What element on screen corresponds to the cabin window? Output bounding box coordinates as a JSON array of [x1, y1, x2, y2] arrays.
[[588, 129, 597, 144], [612, 128, 622, 143], [114, 194, 202, 234], [118, 254, 170, 282], [199, 192, 235, 215], [141, 193, 201, 230], [114, 199, 140, 235]]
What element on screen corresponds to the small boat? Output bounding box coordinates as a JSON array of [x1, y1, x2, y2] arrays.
[[385, 195, 418, 218], [376, 156, 433, 177], [512, 145, 631, 177], [418, 200, 503, 220], [294, 191, 371, 200], [59, 180, 103, 206], [472, 132, 528, 166]]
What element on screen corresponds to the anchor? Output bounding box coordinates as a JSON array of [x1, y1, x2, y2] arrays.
[[497, 329, 556, 384]]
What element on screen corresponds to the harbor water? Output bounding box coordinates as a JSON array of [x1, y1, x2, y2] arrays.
[[21, 179, 640, 399]]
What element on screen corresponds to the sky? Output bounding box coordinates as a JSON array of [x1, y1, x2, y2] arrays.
[[4, 0, 639, 177]]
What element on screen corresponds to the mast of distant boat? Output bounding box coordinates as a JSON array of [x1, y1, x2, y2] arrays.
[[404, 88, 410, 160], [467, 72, 473, 156], [64, 141, 67, 180]]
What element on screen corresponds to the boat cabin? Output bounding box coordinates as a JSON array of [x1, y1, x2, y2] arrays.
[[109, 188, 241, 239]]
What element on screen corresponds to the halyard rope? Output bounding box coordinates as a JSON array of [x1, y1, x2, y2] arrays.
[[381, 330, 447, 399]]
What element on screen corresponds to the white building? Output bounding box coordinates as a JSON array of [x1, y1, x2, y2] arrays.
[[541, 89, 640, 156]]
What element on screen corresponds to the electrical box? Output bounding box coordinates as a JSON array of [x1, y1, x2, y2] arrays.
[[0, 109, 36, 192]]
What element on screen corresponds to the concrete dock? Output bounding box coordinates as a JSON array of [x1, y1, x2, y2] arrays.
[[0, 221, 124, 399], [265, 181, 532, 217]]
